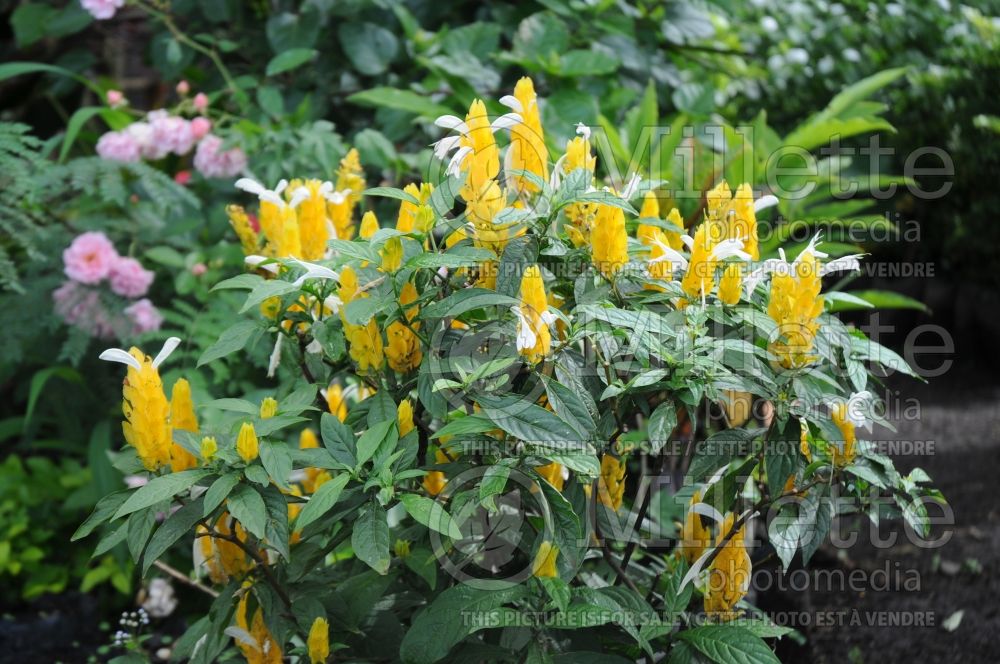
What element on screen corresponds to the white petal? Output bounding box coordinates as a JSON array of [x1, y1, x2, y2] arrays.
[[575, 123, 591, 141], [434, 115, 469, 134], [258, 191, 285, 207], [267, 334, 283, 378], [649, 240, 689, 270], [245, 255, 280, 275], [288, 186, 310, 208], [152, 337, 181, 369], [499, 95, 523, 113], [797, 233, 829, 262], [305, 339, 322, 354], [753, 194, 779, 213], [432, 135, 462, 159], [234, 177, 265, 196], [490, 113, 523, 132], [99, 348, 141, 371], [819, 255, 863, 276], [680, 234, 695, 250], [323, 295, 343, 314], [274, 179, 288, 195], [621, 173, 642, 200], [710, 239, 751, 262], [447, 147, 473, 177], [291, 259, 340, 287]]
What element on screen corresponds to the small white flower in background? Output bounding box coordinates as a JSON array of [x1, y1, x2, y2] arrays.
[[81, 0, 124, 20], [818, 56, 835, 75], [843, 48, 861, 62], [786, 48, 810, 66], [761, 16, 779, 32], [575, 122, 591, 141], [142, 579, 178, 618]]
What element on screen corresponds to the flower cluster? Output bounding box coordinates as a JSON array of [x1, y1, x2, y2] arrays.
[[54, 232, 161, 338], [96, 102, 245, 179]]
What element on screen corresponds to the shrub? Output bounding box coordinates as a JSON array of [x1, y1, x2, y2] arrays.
[[78, 76, 942, 663]]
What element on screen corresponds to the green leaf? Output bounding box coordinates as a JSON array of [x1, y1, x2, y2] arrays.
[[0, 61, 103, 95], [337, 22, 399, 76], [344, 296, 390, 326], [421, 288, 518, 320], [321, 413, 357, 467], [294, 473, 350, 531], [352, 501, 390, 574], [363, 186, 420, 205], [399, 584, 527, 663], [356, 420, 396, 467], [240, 279, 299, 313], [480, 459, 515, 508], [259, 441, 293, 489], [198, 321, 261, 366], [400, 494, 463, 539], [113, 470, 213, 521], [226, 484, 267, 540], [479, 397, 582, 447], [765, 419, 800, 499], [73, 491, 129, 541], [265, 48, 318, 76], [143, 497, 205, 575], [827, 289, 929, 313], [203, 474, 241, 517], [677, 625, 780, 664], [59, 106, 104, 162], [211, 273, 264, 292], [348, 87, 455, 120], [558, 49, 619, 77], [647, 399, 678, 454]]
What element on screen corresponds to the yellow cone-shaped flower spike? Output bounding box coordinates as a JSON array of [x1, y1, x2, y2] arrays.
[[537, 462, 565, 491], [169, 378, 199, 472], [718, 263, 743, 305], [200, 436, 217, 462], [830, 403, 858, 467], [532, 540, 559, 578], [307, 617, 330, 664], [681, 222, 722, 299], [236, 422, 259, 463], [704, 513, 752, 618], [359, 210, 379, 239], [458, 100, 500, 202], [397, 400, 415, 438], [380, 236, 404, 273], [295, 179, 331, 260], [508, 77, 549, 194], [636, 191, 661, 245], [227, 204, 259, 254], [591, 203, 628, 278], [767, 250, 824, 369], [122, 348, 172, 472], [564, 136, 596, 173], [679, 491, 712, 564], [328, 148, 366, 241], [325, 384, 347, 421], [598, 453, 626, 511], [515, 265, 551, 365], [386, 282, 422, 373], [235, 590, 283, 664], [276, 203, 302, 258], [259, 397, 278, 419]]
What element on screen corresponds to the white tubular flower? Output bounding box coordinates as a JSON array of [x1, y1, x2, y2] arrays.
[[433, 135, 462, 160], [621, 173, 642, 200], [753, 194, 779, 213], [679, 234, 695, 250], [433, 114, 469, 135], [498, 95, 523, 113], [490, 112, 523, 132], [843, 390, 874, 432], [244, 255, 280, 275], [446, 146, 473, 177], [539, 309, 558, 328], [549, 154, 567, 189], [287, 186, 311, 209], [820, 255, 864, 276], [511, 305, 537, 351], [575, 123, 591, 140], [290, 259, 340, 287], [235, 177, 288, 206], [99, 336, 181, 370], [709, 238, 751, 262], [796, 233, 829, 262], [267, 333, 283, 378], [322, 294, 343, 315], [743, 258, 786, 297]]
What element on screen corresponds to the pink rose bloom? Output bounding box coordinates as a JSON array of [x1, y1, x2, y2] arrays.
[[80, 0, 124, 20], [106, 89, 125, 107], [109, 256, 154, 298], [150, 113, 195, 156], [53, 281, 116, 338], [125, 121, 164, 160], [174, 170, 192, 186], [175, 80, 190, 96], [193, 93, 209, 112], [191, 262, 207, 276], [125, 299, 163, 335], [193, 134, 247, 179], [190, 116, 212, 140], [96, 131, 141, 163], [63, 232, 118, 284]]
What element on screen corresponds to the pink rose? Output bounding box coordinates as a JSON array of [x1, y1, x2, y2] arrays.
[[190, 116, 212, 140], [191, 262, 207, 276], [124, 299, 163, 335], [175, 80, 190, 96], [63, 232, 118, 284], [174, 170, 192, 186], [150, 113, 195, 156], [96, 131, 141, 163], [193, 93, 209, 113], [106, 89, 125, 107], [193, 134, 247, 179], [52, 281, 116, 339], [109, 256, 154, 298], [80, 0, 124, 20]]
